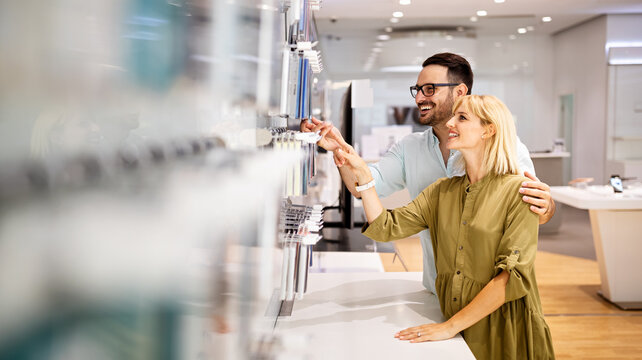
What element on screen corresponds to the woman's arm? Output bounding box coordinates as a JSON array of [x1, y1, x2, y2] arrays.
[[395, 270, 509, 342], [335, 148, 384, 223]]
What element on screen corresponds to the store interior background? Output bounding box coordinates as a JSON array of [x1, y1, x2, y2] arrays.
[[0, 0, 641, 359]]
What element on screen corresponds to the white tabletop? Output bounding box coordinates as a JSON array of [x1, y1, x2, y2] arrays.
[[529, 151, 571, 158], [551, 185, 642, 210], [274, 272, 475, 359]]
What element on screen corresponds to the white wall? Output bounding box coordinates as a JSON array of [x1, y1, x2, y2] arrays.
[[553, 16, 609, 184]]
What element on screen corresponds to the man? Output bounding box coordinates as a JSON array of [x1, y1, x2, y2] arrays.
[[302, 53, 555, 294]]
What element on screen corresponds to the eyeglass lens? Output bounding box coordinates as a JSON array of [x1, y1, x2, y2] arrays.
[[411, 84, 434, 98]]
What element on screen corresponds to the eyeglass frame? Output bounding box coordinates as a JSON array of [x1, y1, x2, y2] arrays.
[[409, 83, 460, 98]]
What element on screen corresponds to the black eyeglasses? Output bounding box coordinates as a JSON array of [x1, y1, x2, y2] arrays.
[[410, 83, 460, 98]]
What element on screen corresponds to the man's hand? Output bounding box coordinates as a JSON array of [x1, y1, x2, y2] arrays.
[[394, 322, 458, 343], [300, 117, 348, 152], [520, 171, 556, 225]]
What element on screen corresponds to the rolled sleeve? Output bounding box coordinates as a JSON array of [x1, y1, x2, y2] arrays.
[[494, 182, 539, 302]]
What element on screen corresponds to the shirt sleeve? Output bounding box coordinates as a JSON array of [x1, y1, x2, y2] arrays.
[[515, 136, 536, 176], [362, 179, 442, 242], [368, 141, 406, 198], [493, 179, 539, 302]]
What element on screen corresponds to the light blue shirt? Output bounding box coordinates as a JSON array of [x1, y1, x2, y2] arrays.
[[368, 127, 535, 294]]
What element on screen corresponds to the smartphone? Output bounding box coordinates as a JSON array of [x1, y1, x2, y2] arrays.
[[610, 175, 623, 193]]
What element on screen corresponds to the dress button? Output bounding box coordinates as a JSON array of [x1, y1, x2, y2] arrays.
[[514, 250, 520, 254], [453, 297, 457, 302], [459, 245, 463, 250], [456, 270, 461, 275], [462, 221, 467, 225]]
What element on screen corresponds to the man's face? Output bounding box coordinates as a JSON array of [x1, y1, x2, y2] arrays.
[[414, 65, 458, 127]]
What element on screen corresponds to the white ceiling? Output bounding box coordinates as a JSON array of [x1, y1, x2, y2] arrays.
[[313, 0, 642, 78]]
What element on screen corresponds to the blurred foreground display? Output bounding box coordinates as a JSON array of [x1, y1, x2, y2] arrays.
[[0, 0, 326, 359]]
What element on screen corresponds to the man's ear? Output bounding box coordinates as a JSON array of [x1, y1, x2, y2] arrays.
[[455, 83, 468, 97]]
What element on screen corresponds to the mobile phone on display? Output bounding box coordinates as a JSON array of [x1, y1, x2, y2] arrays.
[[609, 175, 623, 193]]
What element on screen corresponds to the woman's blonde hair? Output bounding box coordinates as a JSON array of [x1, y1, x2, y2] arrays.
[[452, 95, 520, 176]]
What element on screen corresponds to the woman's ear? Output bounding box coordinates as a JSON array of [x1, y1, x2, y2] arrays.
[[485, 124, 497, 138]]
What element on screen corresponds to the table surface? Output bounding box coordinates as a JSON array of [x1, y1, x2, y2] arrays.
[[530, 151, 571, 158], [274, 272, 475, 359], [550, 185, 642, 210]]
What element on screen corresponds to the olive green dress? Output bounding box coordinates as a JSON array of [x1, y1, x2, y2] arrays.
[[362, 173, 555, 360]]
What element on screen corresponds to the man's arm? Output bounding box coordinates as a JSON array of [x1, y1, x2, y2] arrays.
[[514, 138, 556, 224]]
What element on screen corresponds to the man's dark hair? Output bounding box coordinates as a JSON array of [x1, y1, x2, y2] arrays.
[[422, 53, 473, 95]]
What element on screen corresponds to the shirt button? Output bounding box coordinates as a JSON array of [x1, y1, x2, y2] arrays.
[[459, 245, 463, 250], [462, 221, 467, 225], [456, 270, 461, 275], [453, 297, 457, 302]]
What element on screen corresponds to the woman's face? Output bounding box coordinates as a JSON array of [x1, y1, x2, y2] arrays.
[[445, 102, 488, 152]]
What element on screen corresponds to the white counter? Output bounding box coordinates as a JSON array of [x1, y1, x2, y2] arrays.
[[529, 151, 571, 159], [550, 185, 642, 210], [550, 186, 642, 309], [274, 272, 475, 359]]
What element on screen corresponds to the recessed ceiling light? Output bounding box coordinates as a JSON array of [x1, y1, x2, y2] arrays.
[[417, 41, 425, 47], [526, 26, 535, 31], [470, 16, 478, 22], [390, 17, 400, 23], [377, 34, 391, 41], [399, 0, 411, 4], [477, 10, 487, 17], [385, 27, 393, 32], [445, 35, 454, 40], [542, 16, 552, 22], [509, 34, 517, 40], [494, 0, 505, 3], [517, 28, 527, 34], [393, 11, 404, 18]]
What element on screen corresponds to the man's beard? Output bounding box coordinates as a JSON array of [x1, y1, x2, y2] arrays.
[[418, 94, 455, 127]]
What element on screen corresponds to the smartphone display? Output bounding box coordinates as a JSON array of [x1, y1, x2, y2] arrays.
[[610, 175, 623, 193]]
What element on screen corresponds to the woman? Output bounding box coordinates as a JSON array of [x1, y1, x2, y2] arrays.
[[335, 95, 554, 360]]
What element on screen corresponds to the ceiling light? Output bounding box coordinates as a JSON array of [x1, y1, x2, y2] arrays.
[[476, 10, 487, 17], [399, 0, 411, 4], [509, 34, 517, 40], [417, 41, 425, 47], [445, 35, 454, 40], [517, 28, 527, 34], [393, 11, 404, 18], [377, 34, 391, 41], [542, 16, 552, 22], [526, 26, 535, 31], [470, 16, 478, 22], [390, 17, 400, 23], [385, 26, 393, 32], [494, 0, 505, 3]]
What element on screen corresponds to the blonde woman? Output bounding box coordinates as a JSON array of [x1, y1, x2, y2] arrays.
[[335, 95, 554, 360]]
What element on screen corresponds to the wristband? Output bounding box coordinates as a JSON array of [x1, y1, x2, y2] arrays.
[[355, 179, 376, 192]]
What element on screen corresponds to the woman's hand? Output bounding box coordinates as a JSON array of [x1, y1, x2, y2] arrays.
[[333, 147, 371, 185], [395, 322, 458, 343]]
